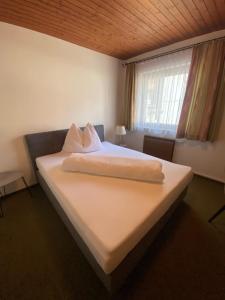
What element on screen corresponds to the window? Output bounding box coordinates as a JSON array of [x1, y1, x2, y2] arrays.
[[135, 49, 192, 137]]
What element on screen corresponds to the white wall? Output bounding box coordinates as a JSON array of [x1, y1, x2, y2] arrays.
[[0, 22, 120, 191], [173, 115, 225, 183], [122, 30, 225, 183]]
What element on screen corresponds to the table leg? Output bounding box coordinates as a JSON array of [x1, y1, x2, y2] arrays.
[[21, 177, 32, 197]]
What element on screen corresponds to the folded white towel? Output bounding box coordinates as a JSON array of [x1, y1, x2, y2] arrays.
[[62, 154, 165, 183]]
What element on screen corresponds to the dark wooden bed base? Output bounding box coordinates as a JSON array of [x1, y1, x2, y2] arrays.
[[25, 125, 187, 293]]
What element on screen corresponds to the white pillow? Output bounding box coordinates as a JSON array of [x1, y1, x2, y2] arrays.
[[62, 123, 83, 153], [62, 123, 102, 153]]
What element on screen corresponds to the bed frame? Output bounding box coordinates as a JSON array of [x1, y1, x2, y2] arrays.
[[25, 125, 187, 293]]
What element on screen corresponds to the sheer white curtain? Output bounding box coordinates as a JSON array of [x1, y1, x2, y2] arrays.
[[135, 49, 192, 137]]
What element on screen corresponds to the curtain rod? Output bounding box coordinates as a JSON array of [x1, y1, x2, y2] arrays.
[[124, 36, 225, 66]]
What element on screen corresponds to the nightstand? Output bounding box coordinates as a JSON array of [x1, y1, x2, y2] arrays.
[[0, 171, 31, 217]]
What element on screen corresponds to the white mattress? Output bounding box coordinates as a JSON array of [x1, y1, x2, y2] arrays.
[[36, 142, 192, 274]]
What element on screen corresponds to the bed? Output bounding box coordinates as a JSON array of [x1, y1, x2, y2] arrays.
[[25, 125, 192, 292]]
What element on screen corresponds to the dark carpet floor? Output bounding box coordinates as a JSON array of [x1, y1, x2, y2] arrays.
[[0, 175, 225, 300]]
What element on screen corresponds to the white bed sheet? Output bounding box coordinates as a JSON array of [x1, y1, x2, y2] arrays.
[[36, 142, 192, 274]]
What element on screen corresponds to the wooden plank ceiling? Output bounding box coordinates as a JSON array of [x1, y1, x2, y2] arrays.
[[0, 0, 225, 59]]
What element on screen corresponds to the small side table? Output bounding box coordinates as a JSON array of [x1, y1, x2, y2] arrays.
[[0, 171, 31, 217]]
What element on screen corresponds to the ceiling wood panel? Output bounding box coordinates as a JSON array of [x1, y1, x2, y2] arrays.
[[0, 0, 224, 59]]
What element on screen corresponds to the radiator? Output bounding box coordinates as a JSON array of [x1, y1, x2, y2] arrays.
[[143, 135, 175, 162]]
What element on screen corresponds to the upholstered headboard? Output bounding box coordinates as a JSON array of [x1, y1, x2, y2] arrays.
[[25, 125, 104, 171]]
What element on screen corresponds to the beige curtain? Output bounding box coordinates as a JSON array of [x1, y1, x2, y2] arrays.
[[208, 61, 225, 141], [176, 39, 225, 141], [123, 63, 136, 130]]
